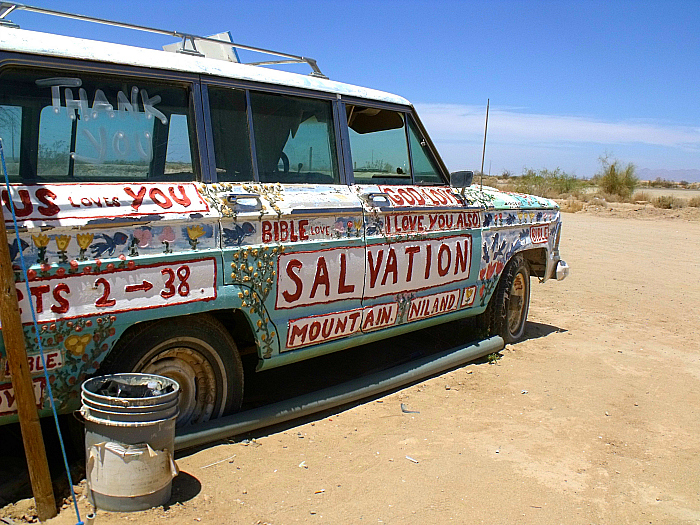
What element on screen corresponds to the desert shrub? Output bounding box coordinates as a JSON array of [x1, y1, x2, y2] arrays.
[[649, 177, 675, 188], [633, 191, 651, 202], [653, 195, 685, 209], [595, 156, 638, 199], [560, 198, 584, 213], [688, 196, 700, 207], [515, 168, 584, 198]]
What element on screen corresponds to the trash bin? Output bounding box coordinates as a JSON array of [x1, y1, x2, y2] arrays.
[[80, 373, 180, 512]]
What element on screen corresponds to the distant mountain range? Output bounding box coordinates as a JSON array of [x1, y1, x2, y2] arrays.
[[637, 168, 700, 183]]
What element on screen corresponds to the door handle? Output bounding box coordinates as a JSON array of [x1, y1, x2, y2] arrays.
[[362, 192, 392, 207], [222, 193, 264, 211]]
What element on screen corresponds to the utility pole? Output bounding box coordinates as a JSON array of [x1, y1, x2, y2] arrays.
[[0, 147, 57, 521]]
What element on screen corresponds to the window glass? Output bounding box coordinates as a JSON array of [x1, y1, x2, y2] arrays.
[[0, 67, 197, 182], [408, 118, 445, 185], [346, 105, 411, 185], [208, 86, 253, 182], [0, 105, 22, 179], [250, 92, 339, 184]]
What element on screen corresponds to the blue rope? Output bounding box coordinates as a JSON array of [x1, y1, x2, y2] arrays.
[[0, 139, 84, 525]]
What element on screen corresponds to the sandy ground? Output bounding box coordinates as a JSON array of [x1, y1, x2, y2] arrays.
[[3, 207, 700, 525]]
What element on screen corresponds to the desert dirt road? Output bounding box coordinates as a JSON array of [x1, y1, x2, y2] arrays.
[[4, 209, 700, 524]]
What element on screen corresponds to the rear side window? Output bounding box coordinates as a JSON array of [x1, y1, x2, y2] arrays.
[[0, 67, 197, 182], [208, 86, 254, 183]]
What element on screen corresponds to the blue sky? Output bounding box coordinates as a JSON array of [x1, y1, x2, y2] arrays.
[[8, 0, 699, 180]]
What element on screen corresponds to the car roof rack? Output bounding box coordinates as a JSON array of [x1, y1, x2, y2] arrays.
[[0, 2, 327, 78]]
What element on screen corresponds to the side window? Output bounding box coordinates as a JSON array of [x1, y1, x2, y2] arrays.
[[0, 67, 198, 182], [0, 105, 22, 180], [250, 92, 339, 184], [208, 86, 254, 182], [346, 105, 411, 185], [408, 117, 445, 185]]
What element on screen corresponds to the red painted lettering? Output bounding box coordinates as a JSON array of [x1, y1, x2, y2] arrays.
[[2, 189, 33, 217], [282, 259, 303, 303], [348, 311, 362, 331], [289, 323, 308, 345], [149, 188, 173, 209], [310, 257, 330, 298], [299, 220, 309, 241], [36, 188, 60, 216], [397, 188, 415, 205], [368, 250, 384, 288], [30, 285, 50, 313], [381, 248, 398, 286], [262, 221, 273, 243], [406, 188, 426, 205], [405, 245, 420, 282], [424, 244, 432, 279], [168, 185, 191, 207], [95, 278, 116, 307], [321, 318, 334, 338], [67, 196, 81, 208], [454, 240, 469, 275], [383, 187, 403, 206], [124, 186, 147, 211], [362, 309, 375, 330], [338, 253, 355, 294], [437, 243, 451, 277], [50, 283, 70, 314], [309, 321, 321, 340]]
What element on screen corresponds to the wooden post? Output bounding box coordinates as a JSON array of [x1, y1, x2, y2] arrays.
[[0, 197, 57, 520]]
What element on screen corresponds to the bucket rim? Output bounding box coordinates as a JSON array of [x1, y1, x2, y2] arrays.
[[81, 373, 180, 403]]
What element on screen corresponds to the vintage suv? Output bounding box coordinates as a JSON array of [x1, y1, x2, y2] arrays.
[[0, 5, 568, 428]]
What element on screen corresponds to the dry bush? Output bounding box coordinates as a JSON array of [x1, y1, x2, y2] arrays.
[[653, 195, 685, 209], [560, 198, 584, 213], [515, 168, 586, 198], [589, 196, 608, 207], [688, 196, 700, 208], [633, 191, 651, 202], [595, 157, 638, 199]]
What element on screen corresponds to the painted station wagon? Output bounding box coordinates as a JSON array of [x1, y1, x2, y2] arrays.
[[0, 5, 568, 428]]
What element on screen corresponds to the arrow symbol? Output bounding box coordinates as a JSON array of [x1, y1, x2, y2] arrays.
[[125, 280, 153, 293]]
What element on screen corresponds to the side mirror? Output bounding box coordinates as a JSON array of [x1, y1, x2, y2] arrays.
[[450, 170, 474, 188]]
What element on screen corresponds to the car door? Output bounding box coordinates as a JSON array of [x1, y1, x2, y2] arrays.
[[204, 84, 365, 360], [343, 102, 482, 331]]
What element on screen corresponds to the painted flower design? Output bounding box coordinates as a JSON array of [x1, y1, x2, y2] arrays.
[[54, 235, 71, 251], [32, 233, 50, 248], [186, 225, 206, 250], [159, 226, 176, 253], [32, 233, 50, 264], [76, 232, 94, 261], [133, 228, 152, 248], [54, 234, 71, 263], [77, 233, 94, 250], [64, 334, 92, 356]]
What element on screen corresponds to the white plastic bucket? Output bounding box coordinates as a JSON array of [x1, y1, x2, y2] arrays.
[[81, 373, 180, 512]]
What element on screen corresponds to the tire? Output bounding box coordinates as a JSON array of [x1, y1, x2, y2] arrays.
[[480, 254, 531, 344], [102, 314, 244, 427]]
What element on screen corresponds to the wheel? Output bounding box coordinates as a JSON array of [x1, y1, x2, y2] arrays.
[[102, 314, 243, 427], [480, 254, 531, 343]]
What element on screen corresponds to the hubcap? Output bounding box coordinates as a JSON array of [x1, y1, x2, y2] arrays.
[[139, 346, 218, 426]]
